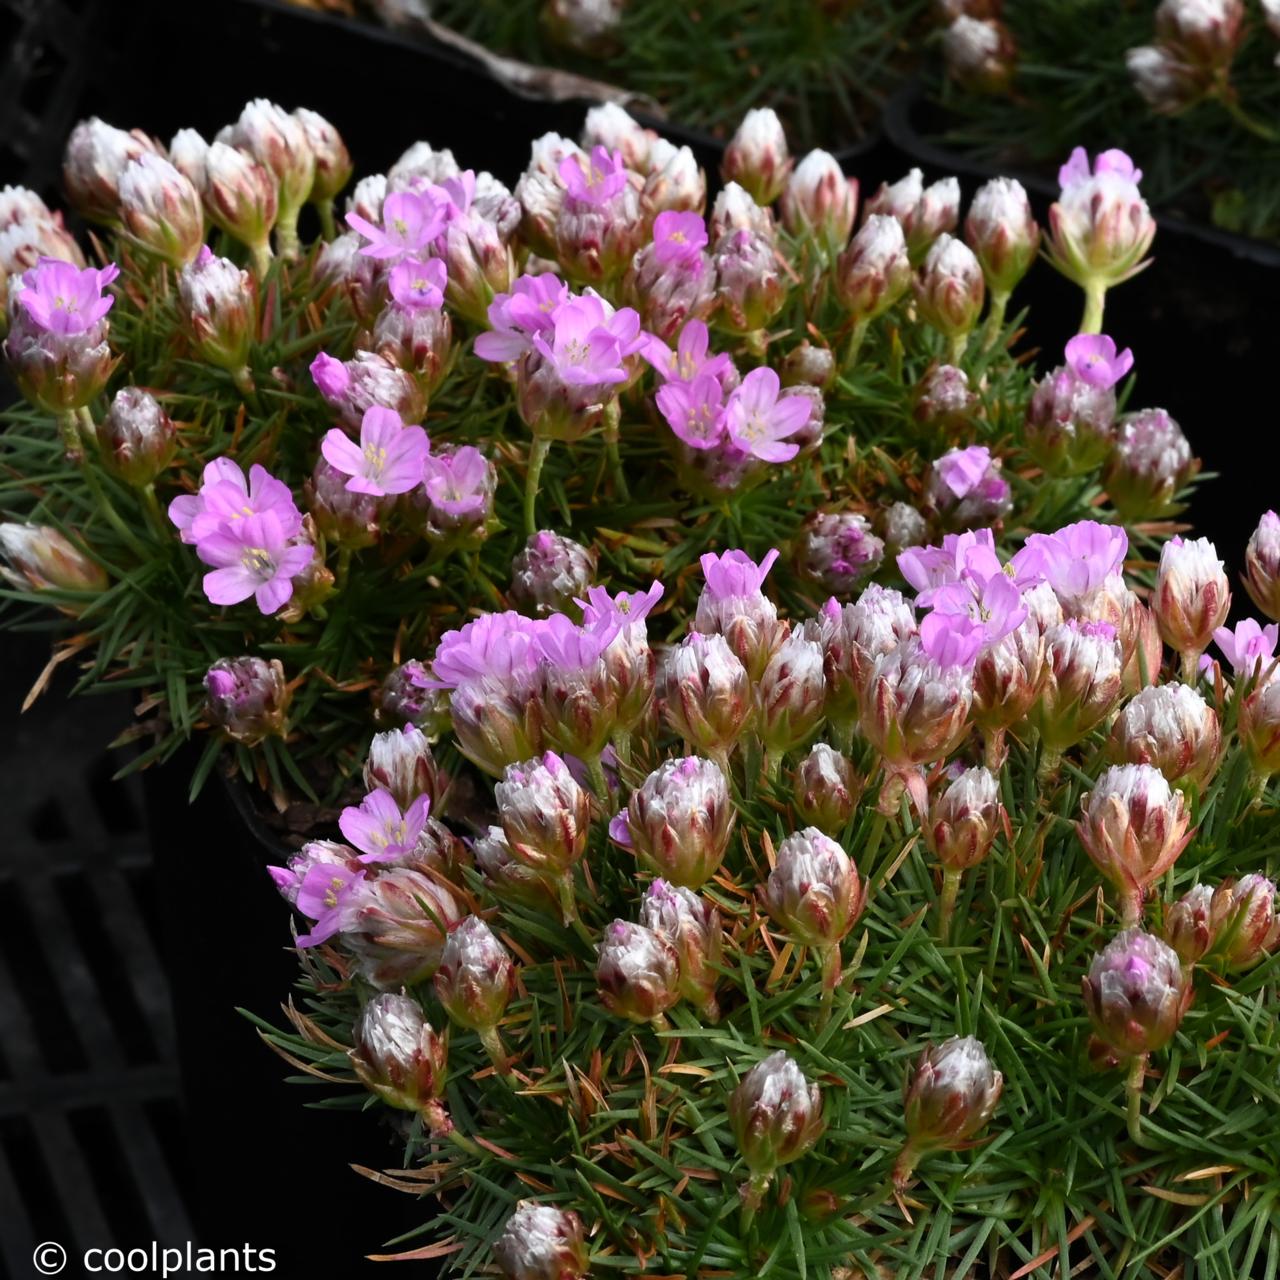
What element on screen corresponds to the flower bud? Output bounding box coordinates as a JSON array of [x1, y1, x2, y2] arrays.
[[927, 766, 1002, 871], [292, 107, 351, 204], [757, 631, 827, 755], [177, 246, 255, 375], [1155, 0, 1244, 71], [1024, 365, 1117, 476], [1121, 593, 1163, 695], [225, 99, 315, 250], [1244, 511, 1280, 623], [375, 660, 451, 734], [364, 723, 445, 811], [346, 172, 387, 226], [914, 364, 977, 432], [1164, 883, 1215, 967], [1240, 678, 1280, 778], [0, 522, 108, 595], [780, 341, 835, 390], [117, 154, 204, 267], [1030, 620, 1124, 753], [712, 225, 785, 334], [642, 140, 705, 216], [624, 235, 716, 343], [451, 675, 545, 778], [639, 880, 723, 1019], [434, 916, 516, 1031], [903, 1036, 1003, 1151], [311, 350, 425, 431], [915, 234, 985, 338], [818, 587, 919, 724], [926, 444, 1012, 530], [971, 583, 1058, 734], [794, 512, 884, 598], [694, 549, 786, 680], [729, 1052, 824, 1175], [414, 445, 496, 542], [543, 0, 624, 55], [440, 209, 517, 325], [349, 991, 447, 1114], [510, 531, 596, 616], [343, 868, 462, 988], [781, 150, 858, 248], [305, 456, 391, 550], [201, 142, 278, 262], [63, 118, 162, 222], [1082, 929, 1191, 1057], [793, 743, 860, 834], [497, 752, 590, 876], [943, 16, 1017, 93], [96, 386, 176, 486], [1047, 147, 1155, 291], [864, 169, 960, 264], [474, 826, 555, 907], [493, 1202, 588, 1280], [514, 134, 580, 257], [964, 176, 1038, 295], [168, 128, 210, 190], [662, 632, 752, 760], [834, 213, 912, 321], [721, 109, 792, 206], [366, 301, 453, 395], [1152, 537, 1230, 664], [763, 827, 864, 949], [881, 501, 929, 558], [596, 920, 681, 1022], [1210, 874, 1280, 970], [203, 655, 290, 744], [612, 756, 733, 888], [1126, 44, 1203, 113], [1108, 682, 1220, 789], [1103, 408, 1197, 520], [1077, 765, 1191, 918]]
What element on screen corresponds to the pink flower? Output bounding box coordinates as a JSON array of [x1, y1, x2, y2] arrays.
[[533, 611, 622, 673], [530, 293, 642, 387], [1059, 147, 1143, 191], [652, 210, 708, 268], [474, 272, 570, 363], [935, 445, 993, 499], [919, 611, 985, 668], [559, 146, 629, 206], [421, 445, 494, 520], [898, 529, 1003, 600], [700, 547, 780, 599], [196, 510, 314, 613], [338, 788, 431, 863], [723, 367, 810, 462], [577, 580, 665, 632], [388, 256, 446, 309], [168, 458, 302, 545], [1021, 520, 1129, 599], [345, 190, 447, 260], [1210, 619, 1279, 677], [1065, 333, 1134, 390], [925, 569, 1027, 644], [294, 861, 366, 946], [321, 406, 430, 496], [310, 351, 350, 400], [17, 257, 119, 334], [643, 318, 735, 385], [656, 371, 726, 449], [430, 611, 546, 688]]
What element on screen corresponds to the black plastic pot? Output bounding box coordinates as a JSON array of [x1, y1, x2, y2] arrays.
[[882, 80, 1280, 596]]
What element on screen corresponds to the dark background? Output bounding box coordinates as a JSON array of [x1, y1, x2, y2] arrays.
[[0, 0, 1276, 1275]]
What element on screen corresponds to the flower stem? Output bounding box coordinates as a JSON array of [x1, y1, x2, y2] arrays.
[[739, 1170, 772, 1236], [817, 943, 842, 1030], [1180, 650, 1201, 684], [585, 755, 610, 807], [981, 290, 1010, 352], [523, 435, 551, 536], [982, 726, 1007, 771], [557, 875, 593, 946], [891, 1141, 919, 1192], [1125, 1053, 1156, 1148], [603, 400, 629, 502], [938, 866, 963, 941], [315, 197, 337, 242], [275, 206, 302, 261], [1220, 92, 1279, 142], [249, 239, 273, 279], [479, 1026, 511, 1075], [843, 316, 869, 370], [140, 484, 168, 537], [947, 332, 970, 366], [57, 412, 84, 463], [1121, 885, 1144, 928], [1080, 281, 1107, 336], [1036, 745, 1061, 788]]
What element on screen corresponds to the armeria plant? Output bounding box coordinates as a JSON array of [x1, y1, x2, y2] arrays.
[[0, 99, 1193, 815], [257, 518, 1280, 1275]]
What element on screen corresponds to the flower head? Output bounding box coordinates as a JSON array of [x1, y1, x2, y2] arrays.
[[652, 210, 708, 268], [321, 406, 430, 496], [345, 189, 447, 260], [388, 256, 446, 310], [339, 788, 432, 864], [559, 145, 629, 205], [1210, 618, 1279, 677], [16, 257, 118, 334], [723, 367, 810, 462], [195, 510, 314, 614], [474, 272, 570, 363], [1065, 333, 1134, 389], [168, 457, 302, 546]]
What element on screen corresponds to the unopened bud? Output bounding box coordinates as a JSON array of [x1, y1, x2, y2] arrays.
[[722, 109, 792, 206], [1103, 408, 1197, 519], [864, 169, 960, 264], [793, 743, 860, 834], [794, 511, 885, 598], [1024, 365, 1117, 476], [292, 107, 352, 204], [117, 154, 204, 267], [63, 118, 162, 222], [1209, 874, 1280, 970], [511, 531, 597, 616], [780, 341, 835, 390], [375, 660, 451, 734], [639, 879, 722, 1019], [964, 176, 1038, 295], [927, 766, 1002, 871], [364, 723, 446, 810], [1164, 883, 1215, 966], [1244, 511, 1280, 623], [204, 655, 290, 744], [493, 1202, 588, 1280], [763, 827, 864, 948], [781, 150, 858, 248], [1152, 537, 1230, 664], [1107, 682, 1220, 789], [1240, 678, 1280, 778], [1030, 620, 1124, 753], [497, 752, 591, 876], [903, 1036, 1002, 1152], [0, 522, 108, 595], [834, 213, 912, 321], [662, 632, 752, 760], [729, 1051, 824, 1175], [178, 246, 255, 374], [757, 631, 827, 755], [225, 99, 315, 253], [202, 142, 278, 263], [915, 234, 985, 338], [434, 916, 516, 1031], [1082, 928, 1190, 1057], [97, 386, 176, 486], [596, 919, 681, 1022], [944, 16, 1017, 93], [349, 992, 447, 1117]]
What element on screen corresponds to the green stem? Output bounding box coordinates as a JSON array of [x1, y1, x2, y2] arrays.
[[556, 874, 593, 946], [1220, 92, 1280, 142], [1121, 884, 1144, 929], [315, 196, 337, 242], [1125, 1053, 1156, 1148], [523, 435, 552, 536], [763, 750, 781, 785], [232, 366, 256, 397], [981, 290, 1009, 352], [817, 943, 842, 1031], [585, 755, 610, 806], [938, 866, 963, 941], [335, 546, 353, 591], [602, 400, 629, 502], [1080, 280, 1107, 336], [249, 239, 273, 279], [1180, 650, 1201, 684], [739, 1170, 772, 1236], [613, 727, 632, 769], [843, 316, 869, 370], [275, 204, 302, 261], [140, 484, 168, 536], [891, 1141, 919, 1192], [479, 1026, 511, 1075], [982, 726, 1007, 771], [947, 332, 970, 366], [1037, 745, 1062, 788], [862, 811, 888, 876], [57, 412, 84, 463]]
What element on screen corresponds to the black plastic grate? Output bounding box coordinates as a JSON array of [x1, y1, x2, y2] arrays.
[[0, 634, 196, 1276]]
